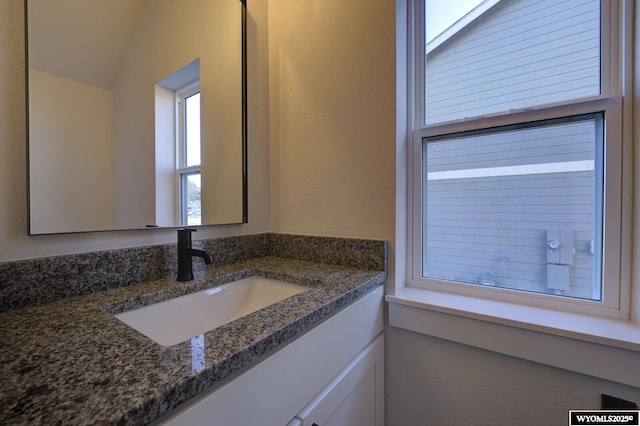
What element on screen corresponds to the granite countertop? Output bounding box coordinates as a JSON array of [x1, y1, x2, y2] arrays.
[[0, 256, 385, 425]]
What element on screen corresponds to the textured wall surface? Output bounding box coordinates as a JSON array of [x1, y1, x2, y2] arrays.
[[386, 327, 640, 426], [267, 0, 396, 241]]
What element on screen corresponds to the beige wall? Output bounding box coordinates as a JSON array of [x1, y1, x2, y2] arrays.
[[267, 0, 396, 241]]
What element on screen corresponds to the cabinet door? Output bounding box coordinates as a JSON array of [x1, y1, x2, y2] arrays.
[[294, 334, 384, 426]]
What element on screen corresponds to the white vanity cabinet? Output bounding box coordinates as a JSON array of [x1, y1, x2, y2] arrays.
[[287, 334, 384, 426], [157, 285, 384, 426]]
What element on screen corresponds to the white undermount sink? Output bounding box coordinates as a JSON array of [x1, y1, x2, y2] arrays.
[[114, 276, 309, 346]]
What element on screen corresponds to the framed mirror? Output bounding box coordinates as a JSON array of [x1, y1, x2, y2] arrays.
[[26, 0, 247, 234]]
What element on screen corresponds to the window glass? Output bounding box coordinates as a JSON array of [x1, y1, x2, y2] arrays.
[[184, 92, 201, 167], [422, 114, 603, 300], [182, 172, 202, 226], [424, 0, 600, 125]]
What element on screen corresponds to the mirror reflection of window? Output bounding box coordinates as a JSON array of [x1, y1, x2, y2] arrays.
[[177, 83, 202, 226], [182, 172, 202, 226], [184, 92, 201, 167]]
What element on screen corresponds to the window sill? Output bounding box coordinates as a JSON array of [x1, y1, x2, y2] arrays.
[[386, 287, 640, 387]]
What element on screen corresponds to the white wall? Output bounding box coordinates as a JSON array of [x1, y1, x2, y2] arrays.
[[154, 85, 177, 226], [0, 0, 269, 260], [387, 327, 640, 426]]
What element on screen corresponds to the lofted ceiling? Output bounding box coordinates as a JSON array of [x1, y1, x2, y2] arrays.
[[27, 0, 147, 90]]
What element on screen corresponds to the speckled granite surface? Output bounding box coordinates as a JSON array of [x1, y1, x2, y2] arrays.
[[0, 233, 388, 313], [0, 233, 271, 313], [0, 234, 387, 425]]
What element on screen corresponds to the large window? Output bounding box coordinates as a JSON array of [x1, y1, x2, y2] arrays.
[[410, 0, 631, 317]]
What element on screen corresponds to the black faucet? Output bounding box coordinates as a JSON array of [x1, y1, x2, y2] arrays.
[[177, 228, 214, 281]]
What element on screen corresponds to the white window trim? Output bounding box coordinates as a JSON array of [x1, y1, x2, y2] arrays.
[[389, 0, 638, 386], [175, 81, 201, 225]]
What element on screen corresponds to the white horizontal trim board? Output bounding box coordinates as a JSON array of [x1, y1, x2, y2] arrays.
[[427, 160, 595, 180]]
